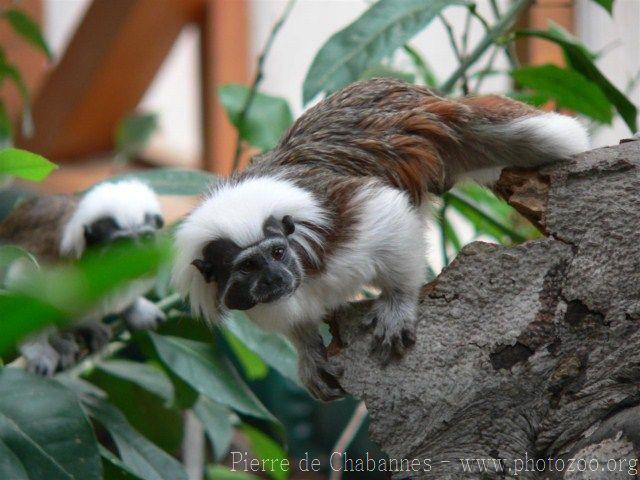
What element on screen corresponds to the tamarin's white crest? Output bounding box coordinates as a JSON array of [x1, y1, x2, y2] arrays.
[[173, 78, 589, 401], [0, 180, 166, 375]]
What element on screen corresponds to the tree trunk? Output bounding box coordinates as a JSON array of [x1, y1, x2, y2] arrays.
[[331, 139, 640, 479]]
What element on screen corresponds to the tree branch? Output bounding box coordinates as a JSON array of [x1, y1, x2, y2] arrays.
[[331, 139, 640, 478]]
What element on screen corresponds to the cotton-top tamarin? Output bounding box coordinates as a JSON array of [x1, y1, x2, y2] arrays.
[[0, 180, 165, 375], [173, 78, 589, 401]]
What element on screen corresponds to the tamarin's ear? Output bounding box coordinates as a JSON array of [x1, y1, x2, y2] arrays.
[[191, 259, 216, 283], [282, 215, 295, 236]]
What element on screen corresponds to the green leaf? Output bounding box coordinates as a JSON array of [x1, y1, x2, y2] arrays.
[[445, 185, 535, 244], [101, 446, 146, 480], [516, 27, 637, 131], [0, 60, 33, 137], [0, 101, 12, 148], [0, 419, 72, 480], [0, 369, 102, 480], [508, 91, 551, 108], [105, 168, 217, 196], [302, 0, 467, 103], [224, 312, 299, 385], [218, 84, 293, 151], [0, 238, 171, 354], [403, 45, 439, 87], [207, 465, 260, 480], [2, 9, 52, 59], [359, 65, 414, 83], [83, 395, 188, 480], [0, 148, 57, 181], [193, 396, 237, 461], [512, 65, 613, 123], [0, 437, 31, 480], [96, 360, 174, 404], [148, 333, 278, 425], [0, 293, 65, 355], [224, 330, 269, 380], [115, 113, 159, 157], [241, 424, 289, 480], [442, 215, 461, 253], [590, 0, 614, 14]]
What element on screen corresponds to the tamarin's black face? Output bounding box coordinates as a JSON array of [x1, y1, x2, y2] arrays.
[[191, 215, 301, 311], [83, 213, 164, 249]]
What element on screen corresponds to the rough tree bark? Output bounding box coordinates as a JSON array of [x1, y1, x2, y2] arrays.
[[331, 139, 640, 479]]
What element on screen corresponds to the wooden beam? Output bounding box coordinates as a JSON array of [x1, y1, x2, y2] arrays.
[[515, 0, 575, 65], [17, 0, 202, 162], [199, 0, 249, 174]]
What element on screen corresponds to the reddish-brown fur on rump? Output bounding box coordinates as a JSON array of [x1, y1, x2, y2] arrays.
[[239, 78, 549, 274]]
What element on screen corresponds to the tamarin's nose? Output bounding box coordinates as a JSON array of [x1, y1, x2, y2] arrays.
[[263, 271, 284, 287]]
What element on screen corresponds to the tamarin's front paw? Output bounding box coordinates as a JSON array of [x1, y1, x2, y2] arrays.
[[123, 297, 166, 331], [365, 299, 417, 365], [22, 339, 60, 376], [299, 356, 346, 402]]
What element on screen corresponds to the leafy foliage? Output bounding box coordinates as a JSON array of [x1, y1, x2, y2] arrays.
[[2, 9, 52, 59], [148, 333, 278, 425], [0, 148, 57, 181], [302, 0, 467, 103], [115, 113, 159, 160], [516, 26, 637, 131], [512, 65, 613, 123], [0, 369, 101, 480], [219, 84, 293, 151], [0, 238, 171, 354], [84, 395, 188, 480]]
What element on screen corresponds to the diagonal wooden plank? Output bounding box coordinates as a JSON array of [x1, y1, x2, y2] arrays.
[[17, 0, 203, 162]]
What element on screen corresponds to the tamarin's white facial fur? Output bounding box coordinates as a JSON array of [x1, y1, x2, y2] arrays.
[[172, 177, 330, 324], [170, 78, 590, 401], [60, 180, 162, 258]]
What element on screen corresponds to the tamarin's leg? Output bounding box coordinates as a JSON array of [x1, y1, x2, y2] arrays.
[[49, 331, 79, 370], [289, 323, 345, 401], [75, 318, 111, 353], [363, 201, 425, 364], [122, 297, 166, 331]]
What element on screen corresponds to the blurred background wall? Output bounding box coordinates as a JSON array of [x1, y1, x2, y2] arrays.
[[22, 0, 640, 174]]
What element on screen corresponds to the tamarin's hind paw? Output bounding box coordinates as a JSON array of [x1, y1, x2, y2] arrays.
[[300, 361, 346, 402], [299, 356, 346, 402], [368, 300, 417, 365], [123, 297, 166, 331]]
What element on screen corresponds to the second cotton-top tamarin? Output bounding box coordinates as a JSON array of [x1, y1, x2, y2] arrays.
[[172, 78, 589, 401], [0, 180, 166, 375]]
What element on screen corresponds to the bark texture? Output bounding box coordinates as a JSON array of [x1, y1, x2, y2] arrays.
[[332, 140, 640, 479]]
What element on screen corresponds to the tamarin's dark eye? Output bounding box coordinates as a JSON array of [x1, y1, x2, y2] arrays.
[[272, 246, 285, 260]]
